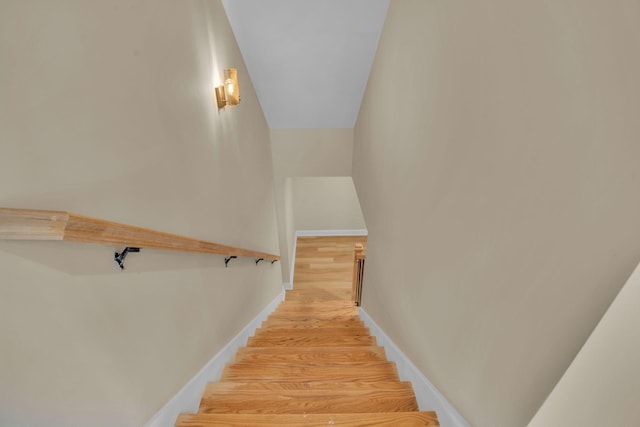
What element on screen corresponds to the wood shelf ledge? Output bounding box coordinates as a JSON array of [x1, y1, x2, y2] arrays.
[[0, 207, 280, 261]]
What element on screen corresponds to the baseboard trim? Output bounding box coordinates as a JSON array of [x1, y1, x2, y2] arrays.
[[289, 229, 368, 286], [144, 290, 285, 427], [359, 307, 470, 427], [282, 282, 293, 290]]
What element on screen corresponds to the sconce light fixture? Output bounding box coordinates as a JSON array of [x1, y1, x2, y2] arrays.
[[215, 68, 240, 109]]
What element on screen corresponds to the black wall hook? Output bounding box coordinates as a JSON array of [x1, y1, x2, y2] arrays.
[[224, 256, 237, 267], [255, 258, 264, 265], [114, 247, 141, 270], [271, 259, 278, 264]]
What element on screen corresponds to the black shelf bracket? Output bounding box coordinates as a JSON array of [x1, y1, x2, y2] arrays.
[[271, 259, 278, 264], [224, 256, 237, 268], [114, 247, 141, 270], [255, 258, 264, 265]]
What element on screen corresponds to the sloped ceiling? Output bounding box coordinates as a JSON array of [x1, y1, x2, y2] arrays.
[[222, 0, 389, 129]]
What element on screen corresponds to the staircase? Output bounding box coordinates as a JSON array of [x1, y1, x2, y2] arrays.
[[176, 237, 439, 425], [175, 288, 439, 426]]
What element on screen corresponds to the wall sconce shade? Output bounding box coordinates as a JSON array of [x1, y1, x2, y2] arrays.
[[215, 68, 240, 109]]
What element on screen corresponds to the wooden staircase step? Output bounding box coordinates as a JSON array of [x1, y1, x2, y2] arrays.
[[295, 262, 354, 270], [221, 361, 399, 382], [253, 328, 370, 338], [278, 300, 356, 307], [283, 295, 353, 302], [277, 300, 357, 306], [203, 381, 415, 393], [266, 313, 362, 322], [293, 282, 354, 289], [234, 346, 386, 363], [294, 272, 353, 279], [176, 411, 440, 426], [284, 290, 352, 301], [247, 335, 376, 347], [268, 312, 360, 320], [260, 319, 365, 329], [271, 303, 357, 310], [271, 306, 359, 315], [294, 255, 354, 262], [198, 387, 419, 414], [294, 270, 355, 279]]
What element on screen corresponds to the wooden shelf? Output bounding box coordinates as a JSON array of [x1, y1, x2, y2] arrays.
[[0, 207, 279, 261]]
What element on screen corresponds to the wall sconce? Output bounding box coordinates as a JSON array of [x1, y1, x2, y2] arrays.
[[215, 68, 240, 109]]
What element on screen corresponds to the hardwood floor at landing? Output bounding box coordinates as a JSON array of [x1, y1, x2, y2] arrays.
[[293, 235, 367, 302]]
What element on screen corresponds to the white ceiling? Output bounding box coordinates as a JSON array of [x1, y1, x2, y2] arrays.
[[222, 0, 389, 129]]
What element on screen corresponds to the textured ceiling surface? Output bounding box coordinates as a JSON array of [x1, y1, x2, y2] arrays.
[[222, 0, 389, 129]]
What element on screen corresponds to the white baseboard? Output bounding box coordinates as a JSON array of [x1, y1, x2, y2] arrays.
[[359, 308, 470, 427], [289, 229, 369, 286], [282, 282, 293, 290], [144, 290, 285, 427]]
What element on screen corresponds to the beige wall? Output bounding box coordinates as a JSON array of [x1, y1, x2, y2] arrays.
[[289, 177, 366, 232], [352, 1, 640, 426], [0, 1, 281, 426], [528, 261, 640, 427], [270, 129, 353, 280]]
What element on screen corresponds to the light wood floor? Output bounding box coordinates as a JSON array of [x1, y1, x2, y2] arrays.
[[292, 235, 367, 302]]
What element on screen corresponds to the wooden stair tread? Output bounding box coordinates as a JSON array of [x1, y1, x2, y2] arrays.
[[294, 271, 355, 279], [247, 335, 376, 347], [221, 361, 399, 382], [278, 300, 356, 306], [253, 328, 370, 337], [260, 319, 365, 329], [296, 262, 354, 270], [273, 309, 357, 315], [176, 412, 440, 426], [225, 360, 397, 368], [265, 314, 362, 322], [285, 291, 352, 301], [263, 316, 363, 323], [235, 346, 386, 363], [271, 309, 359, 316], [198, 388, 419, 414], [204, 381, 415, 392], [274, 304, 358, 311], [285, 290, 352, 295], [284, 295, 353, 302]]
